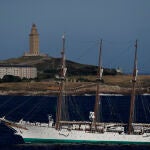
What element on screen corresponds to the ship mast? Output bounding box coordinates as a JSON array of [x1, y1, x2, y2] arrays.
[[55, 34, 67, 130], [128, 40, 138, 134], [93, 39, 103, 127]]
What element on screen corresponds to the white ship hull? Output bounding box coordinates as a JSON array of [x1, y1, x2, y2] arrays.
[[12, 123, 150, 145]]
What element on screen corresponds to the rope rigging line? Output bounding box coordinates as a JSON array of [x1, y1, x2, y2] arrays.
[[103, 39, 134, 45], [105, 95, 123, 123], [71, 39, 136, 73], [131, 76, 150, 123], [136, 78, 150, 122], [75, 41, 98, 62], [133, 95, 137, 123], [4, 96, 34, 118], [22, 97, 46, 121], [72, 95, 85, 121], [99, 96, 103, 122], [145, 98, 150, 121], [105, 42, 134, 69], [26, 96, 52, 122], [0, 96, 15, 110], [61, 83, 70, 121], [141, 95, 148, 122]]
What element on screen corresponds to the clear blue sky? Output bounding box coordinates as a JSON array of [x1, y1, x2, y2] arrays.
[[0, 0, 150, 73]]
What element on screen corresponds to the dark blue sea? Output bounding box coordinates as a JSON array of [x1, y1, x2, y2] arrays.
[[0, 94, 150, 149]]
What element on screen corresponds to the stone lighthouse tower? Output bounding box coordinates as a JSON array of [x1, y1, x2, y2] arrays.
[[29, 24, 39, 55], [24, 24, 47, 57]]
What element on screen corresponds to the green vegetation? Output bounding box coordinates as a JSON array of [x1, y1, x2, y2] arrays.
[[1, 75, 21, 82]]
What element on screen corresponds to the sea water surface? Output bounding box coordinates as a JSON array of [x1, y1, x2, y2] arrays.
[[0, 95, 150, 149]]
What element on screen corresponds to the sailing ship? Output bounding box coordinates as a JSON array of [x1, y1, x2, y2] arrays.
[[0, 36, 150, 145]]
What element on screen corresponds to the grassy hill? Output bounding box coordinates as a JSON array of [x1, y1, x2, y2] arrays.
[[0, 56, 118, 79], [0, 56, 150, 95]]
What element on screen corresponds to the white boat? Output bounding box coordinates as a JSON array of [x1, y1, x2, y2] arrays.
[[0, 37, 150, 145]]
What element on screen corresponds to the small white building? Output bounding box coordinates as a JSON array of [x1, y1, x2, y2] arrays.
[[0, 65, 37, 79]]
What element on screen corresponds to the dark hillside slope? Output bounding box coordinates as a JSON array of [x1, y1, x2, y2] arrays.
[[0, 56, 119, 79]]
